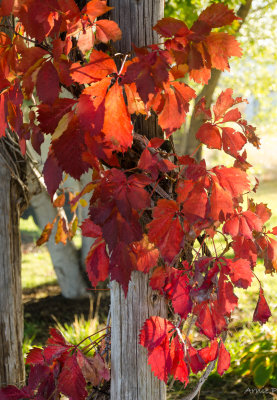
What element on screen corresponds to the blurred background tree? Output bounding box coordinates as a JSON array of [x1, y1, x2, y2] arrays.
[[166, 0, 277, 179]]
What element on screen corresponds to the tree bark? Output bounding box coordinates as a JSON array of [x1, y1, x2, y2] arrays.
[[181, 0, 253, 160], [108, 1, 167, 399], [0, 138, 26, 388]]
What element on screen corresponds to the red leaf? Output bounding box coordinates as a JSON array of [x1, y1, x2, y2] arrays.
[[150, 266, 169, 293], [209, 180, 233, 221], [43, 344, 69, 365], [52, 115, 90, 180], [109, 241, 136, 295], [58, 353, 87, 400], [123, 53, 169, 103], [43, 329, 71, 364], [187, 346, 206, 374], [213, 89, 238, 121], [198, 339, 218, 364], [170, 337, 189, 384], [70, 50, 116, 84], [95, 20, 122, 43], [0, 385, 30, 400], [86, 238, 109, 286], [100, 209, 142, 252], [81, 219, 102, 238], [232, 237, 257, 267], [217, 273, 238, 315], [227, 259, 253, 289], [76, 78, 110, 135], [77, 351, 110, 386], [0, 0, 15, 16], [17, 0, 61, 43], [205, 33, 242, 71], [223, 210, 263, 239], [150, 81, 196, 136], [198, 3, 240, 28], [255, 203, 272, 224], [268, 238, 277, 272], [170, 275, 192, 319], [148, 339, 172, 382], [102, 82, 133, 152], [222, 108, 241, 123], [36, 61, 60, 105], [130, 235, 159, 273], [82, 0, 112, 19], [43, 149, 63, 199], [217, 340, 230, 376], [147, 200, 184, 263], [139, 316, 175, 351], [182, 182, 208, 221], [38, 98, 77, 134], [138, 147, 175, 180], [221, 126, 246, 157], [124, 82, 146, 115], [212, 166, 250, 198], [196, 122, 221, 149], [176, 179, 194, 204], [253, 289, 272, 324], [153, 17, 189, 38], [47, 328, 68, 346], [26, 348, 44, 365], [195, 302, 216, 339], [77, 27, 95, 53], [30, 124, 44, 155]]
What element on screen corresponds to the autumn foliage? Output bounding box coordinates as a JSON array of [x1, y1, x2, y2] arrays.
[[0, 0, 276, 398]]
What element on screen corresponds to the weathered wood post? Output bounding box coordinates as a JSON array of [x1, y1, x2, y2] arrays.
[[108, 1, 167, 399], [0, 136, 26, 388]]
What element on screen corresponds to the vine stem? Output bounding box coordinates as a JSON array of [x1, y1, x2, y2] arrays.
[[0, 24, 51, 51], [180, 331, 228, 400], [180, 359, 217, 400]]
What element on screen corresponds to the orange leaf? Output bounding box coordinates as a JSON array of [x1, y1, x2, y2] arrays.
[[102, 82, 133, 152], [36, 222, 54, 246], [55, 218, 68, 245], [95, 20, 122, 43], [53, 193, 65, 208]]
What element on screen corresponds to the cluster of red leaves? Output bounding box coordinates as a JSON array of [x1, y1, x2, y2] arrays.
[[0, 329, 109, 400], [196, 88, 260, 158], [0, 0, 277, 390], [139, 316, 230, 383]]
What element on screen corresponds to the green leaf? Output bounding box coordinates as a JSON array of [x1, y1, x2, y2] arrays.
[[253, 357, 274, 388]]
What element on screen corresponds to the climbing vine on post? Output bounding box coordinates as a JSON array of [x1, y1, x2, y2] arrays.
[[0, 1, 276, 399]]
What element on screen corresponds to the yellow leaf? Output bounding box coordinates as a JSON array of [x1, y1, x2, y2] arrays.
[[52, 112, 71, 141]]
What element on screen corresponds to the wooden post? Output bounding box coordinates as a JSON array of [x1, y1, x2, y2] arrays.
[[108, 1, 167, 399], [0, 141, 25, 388]]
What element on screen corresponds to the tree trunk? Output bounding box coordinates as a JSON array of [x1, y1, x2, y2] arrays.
[[30, 190, 88, 299], [108, 1, 167, 399], [0, 139, 25, 388], [181, 0, 253, 160]]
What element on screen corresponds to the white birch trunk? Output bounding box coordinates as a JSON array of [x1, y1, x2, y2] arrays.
[[30, 189, 88, 299]]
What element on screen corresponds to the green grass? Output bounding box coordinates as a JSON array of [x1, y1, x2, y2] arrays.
[[22, 249, 57, 289], [20, 216, 41, 242]]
